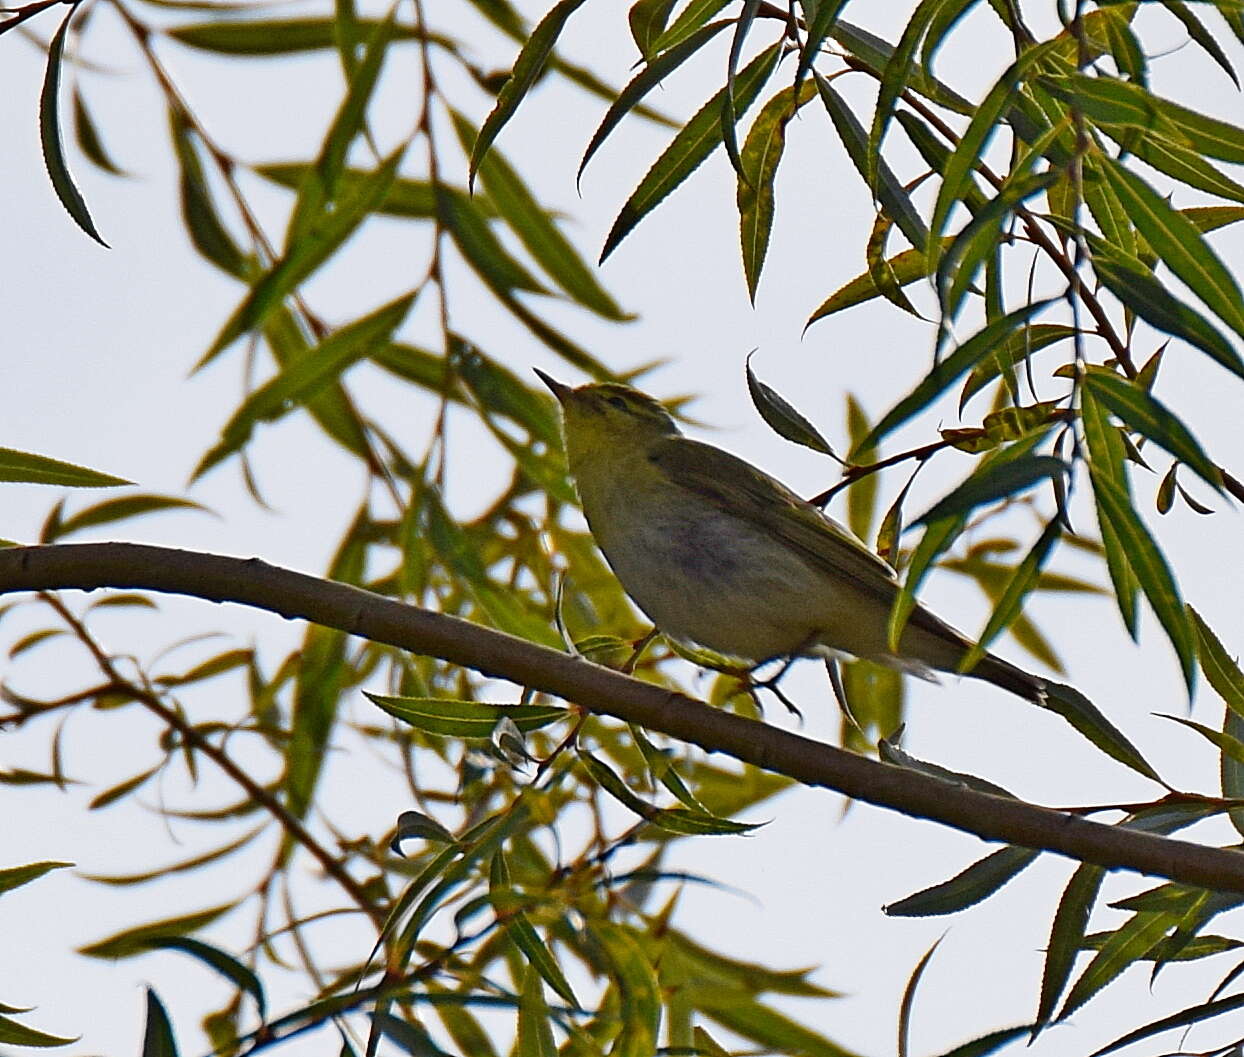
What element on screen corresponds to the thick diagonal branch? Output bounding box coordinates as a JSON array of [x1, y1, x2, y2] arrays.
[[3, 542, 1243, 892]]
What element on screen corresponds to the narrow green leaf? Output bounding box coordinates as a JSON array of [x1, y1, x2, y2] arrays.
[[859, 300, 1050, 452], [579, 20, 729, 183], [738, 83, 814, 299], [194, 292, 415, 478], [830, 19, 974, 113], [899, 937, 945, 1057], [815, 73, 927, 250], [578, 751, 758, 835], [647, 0, 730, 54], [694, 988, 859, 1057], [516, 965, 557, 1057], [40, 5, 107, 246], [630, 724, 709, 813], [1099, 157, 1244, 342], [960, 519, 1061, 673], [200, 145, 405, 368], [1162, 1, 1237, 86], [928, 1026, 1032, 1057], [367, 694, 568, 738], [257, 164, 489, 220], [1059, 911, 1176, 1020], [928, 41, 1059, 263], [167, 18, 423, 54], [808, 242, 954, 326], [746, 354, 837, 457], [1089, 466, 1196, 692], [1088, 240, 1244, 380], [287, 10, 396, 243], [0, 860, 72, 896], [602, 44, 781, 261], [1040, 681, 1161, 781], [438, 186, 548, 295], [1088, 992, 1244, 1057], [79, 903, 236, 958], [452, 112, 628, 320], [1036, 862, 1105, 1031], [913, 455, 1066, 526], [885, 846, 1040, 917], [0, 448, 130, 488], [454, 341, 561, 445], [719, 0, 763, 187], [169, 110, 249, 279], [0, 1014, 77, 1048], [1083, 369, 1222, 493], [871, 0, 969, 190], [795, 0, 849, 88], [1043, 72, 1244, 164], [144, 937, 266, 1019], [1157, 713, 1244, 765], [491, 855, 579, 1007], [594, 924, 661, 1057], [72, 88, 125, 176], [52, 495, 206, 541], [470, 0, 590, 186], [628, 0, 678, 56], [1189, 607, 1244, 718]]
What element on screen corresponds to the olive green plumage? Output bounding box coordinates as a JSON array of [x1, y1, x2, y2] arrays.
[[537, 371, 1046, 704]]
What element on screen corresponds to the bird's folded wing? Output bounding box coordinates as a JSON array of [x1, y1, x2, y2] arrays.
[[648, 438, 901, 604]]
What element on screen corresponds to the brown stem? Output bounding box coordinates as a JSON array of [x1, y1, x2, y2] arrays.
[[6, 543, 1244, 894], [36, 590, 384, 928]]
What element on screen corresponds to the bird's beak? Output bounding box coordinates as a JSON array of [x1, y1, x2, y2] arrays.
[[534, 368, 572, 404]]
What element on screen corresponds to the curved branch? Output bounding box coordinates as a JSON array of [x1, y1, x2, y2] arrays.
[[3, 542, 1244, 893]]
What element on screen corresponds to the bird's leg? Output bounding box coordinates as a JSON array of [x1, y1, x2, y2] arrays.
[[744, 634, 821, 719]]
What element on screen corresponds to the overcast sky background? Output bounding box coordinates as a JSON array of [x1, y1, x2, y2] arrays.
[[5, 2, 1244, 1055]]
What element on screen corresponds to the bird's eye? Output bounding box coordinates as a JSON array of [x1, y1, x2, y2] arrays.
[[606, 396, 627, 410]]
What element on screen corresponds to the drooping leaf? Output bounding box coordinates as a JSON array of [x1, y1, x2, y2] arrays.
[[40, 5, 107, 246], [1087, 239, 1244, 380], [746, 354, 838, 458], [470, 0, 590, 186], [738, 82, 815, 299], [1083, 369, 1222, 493], [168, 18, 426, 53], [886, 846, 1041, 917], [1089, 466, 1197, 692], [0, 860, 73, 896], [79, 903, 236, 958], [814, 73, 927, 251], [1099, 157, 1244, 342], [579, 20, 730, 183], [194, 292, 415, 478], [0, 448, 130, 488], [601, 44, 782, 262], [200, 145, 406, 368], [452, 112, 628, 319], [367, 694, 569, 738]]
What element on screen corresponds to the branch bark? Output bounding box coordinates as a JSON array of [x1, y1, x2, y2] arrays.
[[4, 542, 1244, 893]]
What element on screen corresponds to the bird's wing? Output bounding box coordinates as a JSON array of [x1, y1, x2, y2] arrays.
[[647, 437, 902, 603]]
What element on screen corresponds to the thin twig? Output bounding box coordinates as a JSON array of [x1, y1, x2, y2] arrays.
[[37, 590, 384, 928]]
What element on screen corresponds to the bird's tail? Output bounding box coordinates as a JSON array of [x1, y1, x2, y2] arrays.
[[969, 652, 1048, 704]]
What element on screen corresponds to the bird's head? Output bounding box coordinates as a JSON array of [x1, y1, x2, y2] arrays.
[[535, 370, 679, 468]]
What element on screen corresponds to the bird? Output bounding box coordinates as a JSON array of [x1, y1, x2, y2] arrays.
[[535, 369, 1049, 705]]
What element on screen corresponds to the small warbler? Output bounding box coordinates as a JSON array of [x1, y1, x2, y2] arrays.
[[537, 370, 1049, 705]]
